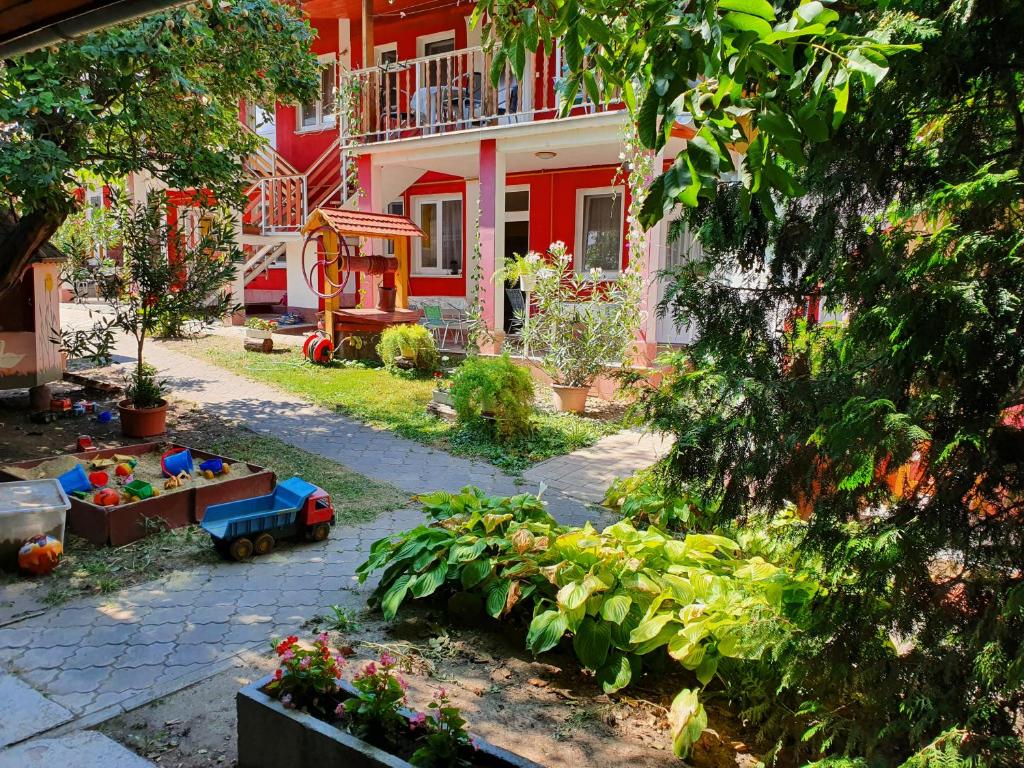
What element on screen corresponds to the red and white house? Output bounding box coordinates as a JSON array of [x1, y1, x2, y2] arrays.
[[145, 0, 704, 359]]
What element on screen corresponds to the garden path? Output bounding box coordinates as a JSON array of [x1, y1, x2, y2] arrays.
[[0, 306, 668, 758]]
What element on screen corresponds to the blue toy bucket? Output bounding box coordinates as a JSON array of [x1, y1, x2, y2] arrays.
[[57, 465, 91, 495], [161, 449, 194, 478]]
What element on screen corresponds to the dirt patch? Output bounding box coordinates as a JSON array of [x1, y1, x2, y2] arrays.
[[101, 604, 761, 768]]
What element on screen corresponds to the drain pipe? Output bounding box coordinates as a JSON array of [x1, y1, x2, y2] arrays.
[[0, 0, 186, 59]]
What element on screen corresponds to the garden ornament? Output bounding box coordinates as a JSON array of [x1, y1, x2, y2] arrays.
[[18, 535, 63, 576]]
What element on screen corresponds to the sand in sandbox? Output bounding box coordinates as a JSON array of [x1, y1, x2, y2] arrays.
[[2, 445, 253, 498]]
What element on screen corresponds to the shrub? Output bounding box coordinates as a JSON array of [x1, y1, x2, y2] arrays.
[[377, 324, 440, 376], [603, 467, 722, 532], [245, 317, 278, 331], [450, 355, 534, 442], [123, 362, 167, 409], [356, 486, 817, 758]]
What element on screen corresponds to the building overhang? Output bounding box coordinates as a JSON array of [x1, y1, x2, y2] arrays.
[[0, 0, 187, 58]]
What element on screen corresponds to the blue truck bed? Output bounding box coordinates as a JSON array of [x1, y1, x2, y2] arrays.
[[201, 477, 318, 541]]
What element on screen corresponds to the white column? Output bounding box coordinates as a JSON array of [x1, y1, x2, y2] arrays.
[[285, 238, 318, 312]]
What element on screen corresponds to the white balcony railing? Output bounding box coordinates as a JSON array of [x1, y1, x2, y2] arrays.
[[341, 44, 617, 146]]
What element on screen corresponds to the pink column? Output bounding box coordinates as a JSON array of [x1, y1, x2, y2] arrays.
[[477, 139, 504, 350]]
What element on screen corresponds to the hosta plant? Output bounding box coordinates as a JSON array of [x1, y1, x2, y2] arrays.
[[357, 486, 817, 757], [603, 467, 722, 532]]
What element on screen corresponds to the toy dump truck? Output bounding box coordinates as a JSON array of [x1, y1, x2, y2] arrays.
[[200, 477, 334, 561]]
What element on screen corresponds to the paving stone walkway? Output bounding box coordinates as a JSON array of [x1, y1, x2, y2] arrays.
[[0, 305, 669, 758]]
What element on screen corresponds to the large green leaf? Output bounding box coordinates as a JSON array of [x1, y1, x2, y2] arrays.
[[527, 609, 569, 654], [573, 616, 612, 669], [718, 0, 776, 21], [599, 593, 633, 624], [486, 579, 511, 618], [596, 652, 639, 694], [460, 557, 492, 589], [380, 573, 412, 620], [668, 689, 708, 757], [410, 560, 448, 599]]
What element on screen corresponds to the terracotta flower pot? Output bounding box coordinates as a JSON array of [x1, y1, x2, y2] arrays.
[[118, 398, 169, 438], [551, 384, 588, 414]]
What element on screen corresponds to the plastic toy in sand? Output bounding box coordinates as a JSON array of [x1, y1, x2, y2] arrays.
[[77, 435, 94, 451], [50, 398, 72, 414], [88, 470, 109, 488], [303, 332, 334, 365], [93, 488, 121, 506], [199, 457, 232, 479], [164, 470, 191, 489], [18, 535, 63, 576], [123, 479, 159, 502], [58, 465, 91, 495], [97, 411, 113, 424], [161, 448, 194, 479]]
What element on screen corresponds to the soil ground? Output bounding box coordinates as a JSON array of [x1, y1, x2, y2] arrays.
[[99, 603, 762, 768]]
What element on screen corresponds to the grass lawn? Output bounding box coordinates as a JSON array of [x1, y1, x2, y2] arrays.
[[174, 337, 622, 473]]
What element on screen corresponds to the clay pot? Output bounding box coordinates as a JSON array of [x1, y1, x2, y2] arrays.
[[551, 384, 589, 414], [118, 398, 169, 438], [378, 285, 397, 312]]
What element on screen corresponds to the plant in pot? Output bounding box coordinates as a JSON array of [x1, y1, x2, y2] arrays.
[[450, 355, 533, 441], [378, 324, 440, 376], [245, 317, 278, 339], [519, 241, 644, 414], [501, 251, 543, 293], [101, 192, 241, 437]]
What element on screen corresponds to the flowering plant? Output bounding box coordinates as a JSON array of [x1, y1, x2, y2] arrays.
[[339, 652, 409, 745], [409, 688, 474, 768], [520, 241, 645, 387], [266, 633, 346, 717]]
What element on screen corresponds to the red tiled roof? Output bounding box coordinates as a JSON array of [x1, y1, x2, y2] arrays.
[[310, 208, 423, 239]]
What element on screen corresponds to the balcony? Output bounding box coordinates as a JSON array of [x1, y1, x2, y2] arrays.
[[341, 45, 617, 147]]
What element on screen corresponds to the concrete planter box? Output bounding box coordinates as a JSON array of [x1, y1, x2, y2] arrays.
[[245, 327, 275, 341], [237, 675, 543, 768], [430, 389, 455, 408]]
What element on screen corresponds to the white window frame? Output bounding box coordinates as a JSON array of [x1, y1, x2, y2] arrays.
[[385, 199, 404, 256], [296, 53, 337, 132], [574, 186, 624, 278], [416, 30, 456, 58], [505, 184, 530, 223], [411, 193, 463, 277], [375, 42, 398, 65]]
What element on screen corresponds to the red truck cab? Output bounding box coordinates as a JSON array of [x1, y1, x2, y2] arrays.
[[302, 488, 335, 527]]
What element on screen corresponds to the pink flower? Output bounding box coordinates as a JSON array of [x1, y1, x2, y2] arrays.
[[396, 674, 409, 691], [282, 650, 295, 662], [318, 632, 329, 645], [435, 687, 447, 700], [335, 702, 347, 718], [409, 712, 427, 731], [379, 652, 396, 667], [363, 661, 377, 676], [300, 657, 311, 670]]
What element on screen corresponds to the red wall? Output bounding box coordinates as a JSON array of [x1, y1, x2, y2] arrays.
[[350, 7, 473, 68], [246, 268, 287, 291], [275, 18, 340, 171], [398, 164, 628, 299]]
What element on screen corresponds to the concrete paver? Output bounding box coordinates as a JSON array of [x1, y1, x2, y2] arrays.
[[0, 731, 154, 768], [0, 673, 73, 748]]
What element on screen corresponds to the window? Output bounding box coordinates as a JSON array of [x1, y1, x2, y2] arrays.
[[385, 199, 404, 257], [576, 188, 623, 276], [418, 33, 456, 88], [297, 53, 337, 130], [413, 196, 462, 275]]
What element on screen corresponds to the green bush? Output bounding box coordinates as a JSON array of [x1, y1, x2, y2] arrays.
[[603, 467, 722, 532], [357, 487, 817, 759], [450, 355, 534, 442], [377, 324, 440, 376]]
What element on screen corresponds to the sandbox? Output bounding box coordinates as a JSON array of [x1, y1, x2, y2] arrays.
[[0, 443, 275, 546]]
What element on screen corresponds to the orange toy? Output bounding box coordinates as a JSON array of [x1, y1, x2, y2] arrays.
[[93, 488, 120, 506], [115, 463, 134, 478], [18, 535, 63, 576]]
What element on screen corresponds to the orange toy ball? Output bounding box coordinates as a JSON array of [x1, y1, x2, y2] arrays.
[[115, 463, 133, 477], [18, 535, 63, 576], [93, 488, 120, 506]]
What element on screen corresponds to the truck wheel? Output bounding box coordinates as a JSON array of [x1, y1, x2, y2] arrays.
[[254, 533, 275, 555], [229, 537, 254, 561], [309, 523, 330, 542]]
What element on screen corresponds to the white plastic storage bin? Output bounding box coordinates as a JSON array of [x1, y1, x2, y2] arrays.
[[0, 479, 70, 571]]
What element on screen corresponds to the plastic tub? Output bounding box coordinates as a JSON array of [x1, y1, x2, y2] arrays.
[[0, 480, 70, 571]]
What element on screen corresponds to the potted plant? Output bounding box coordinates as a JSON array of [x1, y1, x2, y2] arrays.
[[431, 372, 455, 407], [245, 317, 278, 341], [101, 192, 241, 437], [238, 636, 542, 768], [501, 251, 543, 292], [520, 241, 644, 414]]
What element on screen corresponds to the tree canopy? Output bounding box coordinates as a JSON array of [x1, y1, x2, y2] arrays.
[[0, 0, 319, 294], [485, 0, 1024, 764]]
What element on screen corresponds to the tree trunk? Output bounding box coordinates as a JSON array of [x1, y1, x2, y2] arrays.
[[0, 207, 68, 297]]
